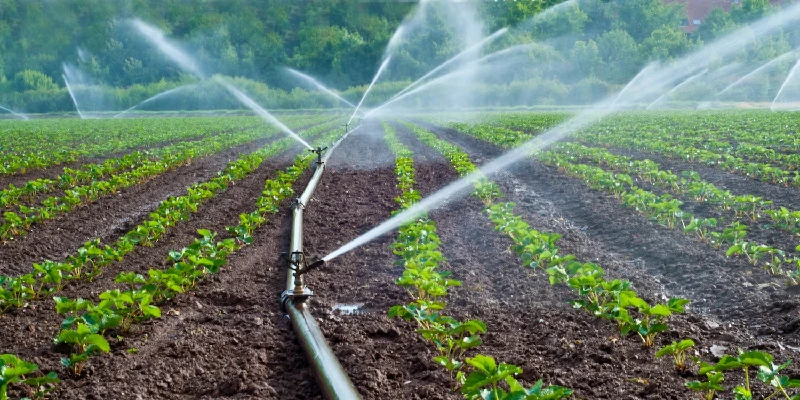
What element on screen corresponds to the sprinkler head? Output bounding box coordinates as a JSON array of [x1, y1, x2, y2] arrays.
[[309, 146, 327, 165]]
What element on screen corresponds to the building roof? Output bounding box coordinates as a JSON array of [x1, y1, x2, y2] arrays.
[[665, 0, 787, 33]]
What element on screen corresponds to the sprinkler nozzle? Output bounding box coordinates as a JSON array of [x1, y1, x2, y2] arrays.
[[310, 146, 327, 165]]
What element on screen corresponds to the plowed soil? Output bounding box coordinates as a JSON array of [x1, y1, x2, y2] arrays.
[[4, 117, 800, 400]]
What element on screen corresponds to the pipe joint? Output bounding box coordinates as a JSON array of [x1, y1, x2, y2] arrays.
[[291, 197, 305, 210], [280, 251, 322, 311]]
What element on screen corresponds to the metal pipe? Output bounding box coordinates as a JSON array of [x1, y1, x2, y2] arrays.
[[286, 300, 361, 399], [282, 124, 363, 400]]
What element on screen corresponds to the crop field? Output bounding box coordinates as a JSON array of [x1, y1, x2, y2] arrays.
[[2, 110, 800, 399]]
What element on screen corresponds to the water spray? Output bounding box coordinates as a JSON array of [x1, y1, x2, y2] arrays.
[[216, 79, 313, 150], [285, 68, 357, 109], [62, 74, 85, 119], [771, 56, 800, 111], [325, 1, 800, 262], [0, 105, 28, 120], [385, 27, 509, 104], [349, 56, 392, 125], [130, 19, 204, 79], [699, 52, 798, 109], [113, 83, 199, 118], [646, 69, 708, 110]]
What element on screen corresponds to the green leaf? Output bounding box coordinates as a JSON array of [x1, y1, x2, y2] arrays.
[[466, 354, 497, 375], [85, 334, 110, 353]]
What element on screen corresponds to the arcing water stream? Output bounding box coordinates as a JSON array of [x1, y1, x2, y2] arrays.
[[131, 19, 204, 79], [62, 74, 85, 119], [771, 56, 800, 110], [348, 56, 392, 125], [133, 20, 311, 149], [216, 79, 313, 150], [646, 69, 708, 110], [385, 27, 509, 104], [0, 105, 28, 120], [324, 0, 800, 263], [285, 68, 357, 109], [113, 84, 199, 118]]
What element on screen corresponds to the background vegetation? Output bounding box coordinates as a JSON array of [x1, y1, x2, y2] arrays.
[[0, 0, 795, 112]]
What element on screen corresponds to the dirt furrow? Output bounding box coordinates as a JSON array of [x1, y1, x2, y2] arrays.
[[0, 135, 283, 275], [415, 121, 800, 347]]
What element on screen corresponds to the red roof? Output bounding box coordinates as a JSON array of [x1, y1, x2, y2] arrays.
[[665, 0, 787, 33]]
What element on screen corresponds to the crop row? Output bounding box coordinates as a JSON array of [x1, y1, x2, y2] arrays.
[[586, 111, 800, 152], [0, 117, 336, 242], [405, 121, 800, 399], [382, 121, 571, 399], [0, 116, 292, 175], [436, 117, 800, 282], [402, 121, 689, 344], [434, 111, 800, 181], [0, 119, 342, 313], [0, 115, 333, 210], [546, 143, 800, 280], [577, 127, 800, 187], [0, 125, 347, 399]]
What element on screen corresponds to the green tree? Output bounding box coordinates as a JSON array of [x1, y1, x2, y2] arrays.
[[12, 69, 57, 91], [596, 29, 641, 84], [643, 26, 694, 61], [696, 7, 738, 39], [730, 0, 775, 24], [616, 0, 686, 42], [570, 39, 602, 77]]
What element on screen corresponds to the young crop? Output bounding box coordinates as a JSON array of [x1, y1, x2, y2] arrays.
[[615, 295, 689, 347], [656, 339, 696, 372], [48, 124, 346, 376], [0, 354, 59, 400], [460, 355, 573, 400], [695, 350, 800, 400], [384, 122, 566, 398], [54, 322, 111, 375], [0, 121, 343, 315], [686, 372, 725, 400]]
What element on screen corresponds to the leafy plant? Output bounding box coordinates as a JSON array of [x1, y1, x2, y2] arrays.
[[54, 322, 111, 375], [686, 372, 725, 400], [656, 339, 696, 371]]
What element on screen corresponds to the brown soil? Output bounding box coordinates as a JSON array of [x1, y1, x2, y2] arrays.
[[5, 118, 800, 400], [1, 139, 322, 399], [0, 135, 281, 276]]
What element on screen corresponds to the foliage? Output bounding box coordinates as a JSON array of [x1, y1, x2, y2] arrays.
[[0, 354, 59, 400]]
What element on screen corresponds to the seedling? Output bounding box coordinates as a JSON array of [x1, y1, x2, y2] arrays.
[[656, 339, 696, 371], [54, 322, 110, 375], [460, 355, 572, 400], [697, 350, 800, 400], [0, 354, 59, 400]]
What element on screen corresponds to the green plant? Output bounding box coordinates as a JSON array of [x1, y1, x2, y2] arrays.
[[656, 339, 696, 371], [460, 355, 572, 400], [616, 295, 689, 347], [697, 350, 800, 400], [0, 354, 59, 400], [54, 322, 111, 375], [686, 372, 725, 400]]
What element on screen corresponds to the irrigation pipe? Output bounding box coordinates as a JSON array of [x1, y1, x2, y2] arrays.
[[281, 124, 364, 400]]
